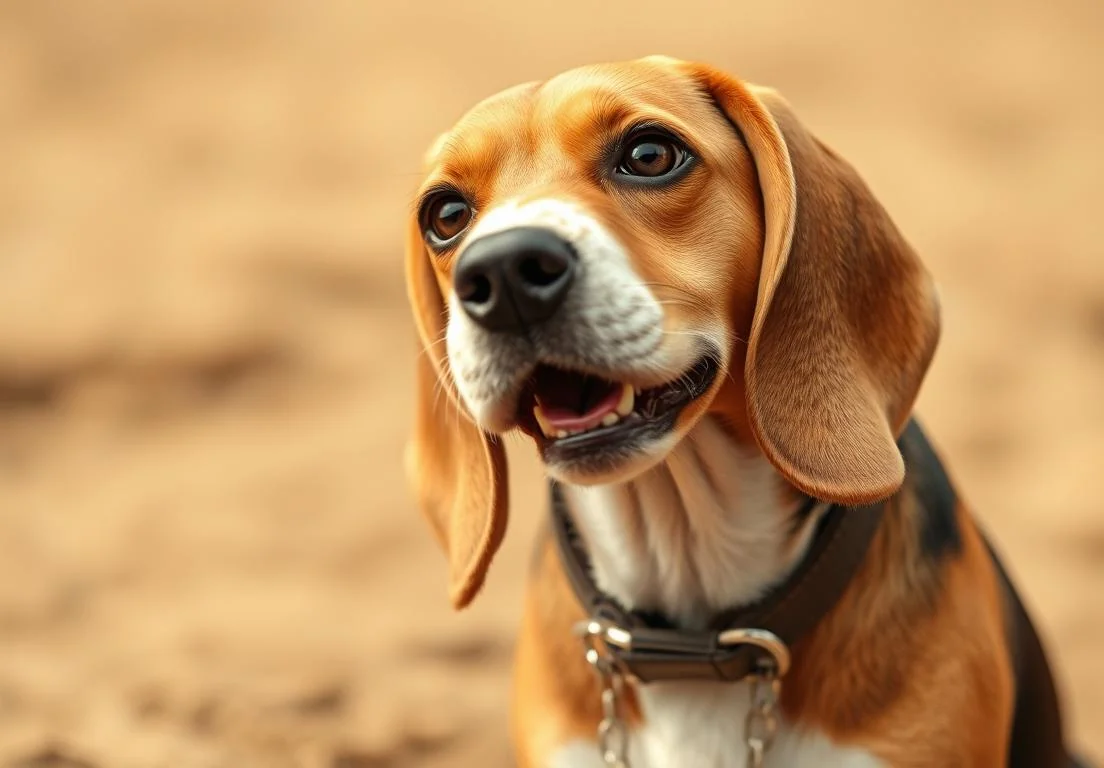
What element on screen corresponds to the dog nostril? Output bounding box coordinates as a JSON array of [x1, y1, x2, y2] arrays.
[[518, 252, 568, 288], [459, 274, 493, 305]]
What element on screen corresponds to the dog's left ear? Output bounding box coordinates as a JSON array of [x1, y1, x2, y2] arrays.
[[405, 206, 508, 610], [683, 63, 941, 505]]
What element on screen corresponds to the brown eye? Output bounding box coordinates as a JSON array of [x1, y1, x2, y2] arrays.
[[423, 193, 472, 245], [617, 133, 688, 179]]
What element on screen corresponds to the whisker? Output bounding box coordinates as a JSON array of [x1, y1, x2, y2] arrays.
[[637, 280, 701, 297], [626, 282, 713, 317], [652, 299, 704, 309], [659, 329, 709, 338], [414, 329, 450, 364]]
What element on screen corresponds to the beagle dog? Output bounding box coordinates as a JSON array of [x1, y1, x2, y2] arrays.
[[403, 56, 1083, 767]]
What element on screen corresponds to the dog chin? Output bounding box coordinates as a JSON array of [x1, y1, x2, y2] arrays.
[[538, 429, 682, 486]]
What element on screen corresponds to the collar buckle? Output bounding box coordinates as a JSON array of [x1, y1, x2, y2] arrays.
[[575, 619, 792, 682]]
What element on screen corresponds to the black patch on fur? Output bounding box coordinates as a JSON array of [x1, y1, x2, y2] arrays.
[[899, 420, 963, 561]]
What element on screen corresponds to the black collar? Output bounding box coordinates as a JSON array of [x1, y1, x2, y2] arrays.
[[550, 482, 884, 683]]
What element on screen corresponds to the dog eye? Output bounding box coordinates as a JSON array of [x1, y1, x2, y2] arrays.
[[422, 193, 473, 246], [616, 133, 688, 179]]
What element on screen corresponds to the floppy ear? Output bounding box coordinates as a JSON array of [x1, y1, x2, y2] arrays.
[[687, 65, 940, 505], [405, 210, 508, 609]]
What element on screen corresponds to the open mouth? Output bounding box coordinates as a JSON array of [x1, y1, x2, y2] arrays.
[[515, 355, 719, 466]]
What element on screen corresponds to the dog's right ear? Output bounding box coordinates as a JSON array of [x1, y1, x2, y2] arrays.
[[682, 62, 941, 506], [405, 170, 508, 610]]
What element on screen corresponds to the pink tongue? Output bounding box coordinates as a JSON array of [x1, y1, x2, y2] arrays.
[[538, 385, 622, 432]]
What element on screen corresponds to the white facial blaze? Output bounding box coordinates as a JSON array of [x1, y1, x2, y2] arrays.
[[446, 197, 714, 435]]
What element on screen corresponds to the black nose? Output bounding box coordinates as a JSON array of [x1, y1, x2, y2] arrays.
[[453, 227, 577, 333]]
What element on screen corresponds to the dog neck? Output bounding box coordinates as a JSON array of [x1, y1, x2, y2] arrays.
[[561, 415, 822, 631]]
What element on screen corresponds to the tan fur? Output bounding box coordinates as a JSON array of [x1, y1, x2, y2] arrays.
[[509, 488, 1013, 767], [683, 66, 941, 505], [512, 533, 642, 767], [405, 215, 508, 609], [404, 56, 1011, 764], [783, 500, 1013, 766]]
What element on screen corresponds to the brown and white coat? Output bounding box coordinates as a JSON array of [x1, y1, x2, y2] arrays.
[[403, 56, 1077, 767]]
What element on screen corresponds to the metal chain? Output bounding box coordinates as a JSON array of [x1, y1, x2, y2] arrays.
[[575, 621, 630, 767], [576, 621, 786, 768], [596, 668, 629, 766], [744, 662, 782, 768]]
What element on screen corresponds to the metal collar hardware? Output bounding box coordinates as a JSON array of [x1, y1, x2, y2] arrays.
[[575, 620, 631, 767], [551, 479, 887, 767], [575, 619, 791, 767]]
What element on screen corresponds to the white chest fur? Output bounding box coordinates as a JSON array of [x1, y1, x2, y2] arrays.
[[551, 718, 883, 768], [552, 417, 884, 767]]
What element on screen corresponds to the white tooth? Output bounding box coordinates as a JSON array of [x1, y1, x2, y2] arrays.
[[533, 406, 556, 438], [601, 412, 619, 427], [616, 384, 635, 417], [556, 430, 568, 439]]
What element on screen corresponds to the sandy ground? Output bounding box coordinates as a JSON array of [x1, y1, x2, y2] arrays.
[[0, 1, 1101, 765]]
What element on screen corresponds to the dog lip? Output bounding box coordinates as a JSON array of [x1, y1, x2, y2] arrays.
[[514, 353, 719, 452]]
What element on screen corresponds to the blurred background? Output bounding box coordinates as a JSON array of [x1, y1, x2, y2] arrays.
[[0, 0, 1101, 765]]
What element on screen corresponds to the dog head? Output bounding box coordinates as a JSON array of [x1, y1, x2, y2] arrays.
[[404, 57, 940, 608]]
